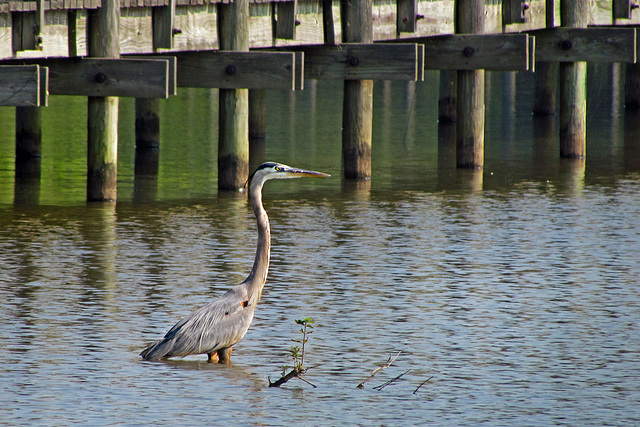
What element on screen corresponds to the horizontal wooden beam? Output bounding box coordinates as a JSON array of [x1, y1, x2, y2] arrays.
[[530, 27, 637, 63], [50, 58, 171, 97], [169, 51, 300, 90], [0, 65, 48, 107], [407, 34, 532, 71], [147, 56, 177, 95], [272, 43, 424, 81], [0, 57, 173, 97]]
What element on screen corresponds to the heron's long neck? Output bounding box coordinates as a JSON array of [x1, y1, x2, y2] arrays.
[[244, 180, 271, 300]]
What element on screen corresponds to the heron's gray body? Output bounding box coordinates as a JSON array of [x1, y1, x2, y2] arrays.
[[140, 285, 256, 360], [140, 162, 328, 362]]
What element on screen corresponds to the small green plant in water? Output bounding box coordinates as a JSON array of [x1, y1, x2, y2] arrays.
[[291, 317, 313, 370], [269, 317, 316, 388]]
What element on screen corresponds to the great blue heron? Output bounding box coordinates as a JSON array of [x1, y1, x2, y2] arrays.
[[140, 162, 329, 363]]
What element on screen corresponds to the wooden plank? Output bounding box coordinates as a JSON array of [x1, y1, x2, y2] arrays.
[[397, 0, 418, 33], [531, 27, 636, 63], [279, 43, 421, 80], [275, 0, 297, 40], [134, 55, 177, 95], [170, 50, 297, 90], [419, 34, 531, 71], [53, 58, 169, 97], [294, 51, 304, 90], [0, 65, 43, 106], [529, 33, 536, 72], [5, 58, 171, 97], [416, 43, 425, 80], [39, 64, 48, 106]]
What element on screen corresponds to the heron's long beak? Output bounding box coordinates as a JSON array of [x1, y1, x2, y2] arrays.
[[284, 167, 331, 178]]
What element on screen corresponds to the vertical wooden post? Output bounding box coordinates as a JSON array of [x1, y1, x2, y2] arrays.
[[68, 10, 78, 57], [153, 0, 176, 49], [323, 0, 336, 45], [455, 0, 485, 168], [438, 70, 457, 122], [625, 63, 640, 109], [14, 106, 42, 206], [275, 0, 298, 40], [533, 63, 558, 114], [135, 98, 160, 176], [397, 0, 418, 34], [15, 107, 41, 161], [340, 0, 373, 180], [217, 0, 250, 190], [559, 0, 587, 158], [87, 0, 120, 201], [249, 89, 267, 172], [533, 0, 557, 115]]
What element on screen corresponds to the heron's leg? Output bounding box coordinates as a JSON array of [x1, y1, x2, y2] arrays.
[[217, 346, 233, 363], [207, 352, 219, 363]]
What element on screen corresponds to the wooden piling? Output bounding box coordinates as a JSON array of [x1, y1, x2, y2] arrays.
[[323, 0, 336, 45], [624, 63, 640, 109], [217, 0, 250, 190], [87, 0, 120, 201], [15, 106, 41, 161], [134, 98, 160, 176], [455, 0, 485, 169], [340, 0, 373, 180], [249, 89, 267, 172], [559, 0, 587, 158], [14, 106, 42, 206], [438, 70, 457, 123], [533, 63, 558, 115], [533, 0, 558, 115]]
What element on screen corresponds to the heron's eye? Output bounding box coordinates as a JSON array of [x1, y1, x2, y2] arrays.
[[275, 166, 281, 171]]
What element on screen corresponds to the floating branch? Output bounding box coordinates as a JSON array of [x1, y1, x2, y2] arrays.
[[269, 366, 305, 387], [413, 376, 434, 394], [357, 351, 402, 389], [373, 369, 412, 391]]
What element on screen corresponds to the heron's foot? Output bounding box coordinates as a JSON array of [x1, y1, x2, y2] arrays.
[[217, 346, 233, 363], [207, 347, 233, 364]]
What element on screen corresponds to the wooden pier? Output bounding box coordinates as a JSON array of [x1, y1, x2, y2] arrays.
[[1, 0, 640, 200]]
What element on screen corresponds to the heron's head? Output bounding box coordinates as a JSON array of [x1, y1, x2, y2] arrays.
[[248, 162, 330, 187]]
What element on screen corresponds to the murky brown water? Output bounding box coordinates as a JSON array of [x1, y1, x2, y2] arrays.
[[1, 68, 640, 425]]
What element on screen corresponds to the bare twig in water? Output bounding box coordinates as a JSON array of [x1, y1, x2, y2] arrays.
[[269, 367, 304, 387], [268, 366, 318, 388], [373, 369, 411, 391], [413, 376, 434, 394], [357, 351, 402, 389], [296, 375, 318, 388]]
